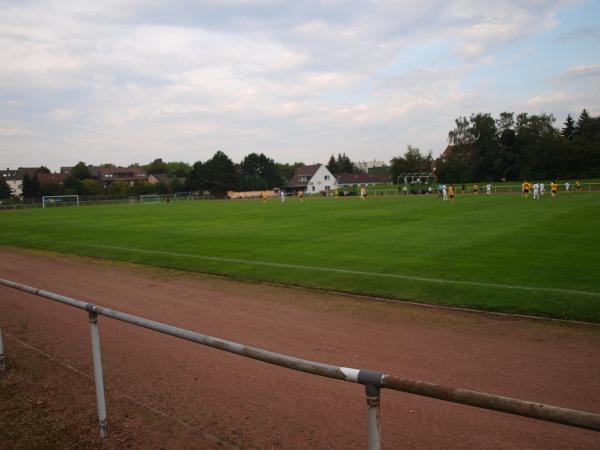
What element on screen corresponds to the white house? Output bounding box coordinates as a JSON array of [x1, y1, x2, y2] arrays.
[[288, 164, 337, 194], [0, 169, 22, 197]]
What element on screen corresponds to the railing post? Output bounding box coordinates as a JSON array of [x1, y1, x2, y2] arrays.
[[0, 324, 5, 372], [366, 384, 382, 450], [88, 307, 108, 438]]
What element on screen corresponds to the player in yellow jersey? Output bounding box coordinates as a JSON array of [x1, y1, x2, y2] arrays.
[[576, 180, 581, 192], [298, 190, 304, 203], [550, 182, 558, 198], [360, 186, 367, 200], [448, 185, 455, 203], [335, 187, 340, 199], [521, 181, 529, 198], [261, 191, 267, 203], [472, 184, 479, 196]]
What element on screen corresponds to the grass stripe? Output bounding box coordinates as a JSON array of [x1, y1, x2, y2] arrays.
[[6, 236, 599, 298]]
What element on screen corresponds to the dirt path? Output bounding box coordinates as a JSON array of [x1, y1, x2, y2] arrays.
[[0, 247, 599, 449]]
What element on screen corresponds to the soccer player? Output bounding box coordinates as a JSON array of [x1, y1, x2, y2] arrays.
[[261, 191, 267, 204], [360, 186, 367, 200], [473, 184, 479, 196], [540, 182, 545, 196], [298, 190, 304, 203], [486, 183, 491, 196], [551, 181, 558, 198], [442, 184, 448, 201], [280, 190, 285, 202], [448, 184, 455, 203], [576, 180, 581, 192], [533, 182, 540, 200], [565, 181, 571, 193], [522, 181, 529, 198]]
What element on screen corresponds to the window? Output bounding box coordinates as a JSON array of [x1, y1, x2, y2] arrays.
[[324, 175, 330, 180], [312, 186, 315, 192], [299, 176, 308, 182]]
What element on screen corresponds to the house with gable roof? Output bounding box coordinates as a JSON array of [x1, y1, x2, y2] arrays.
[[287, 164, 337, 194]]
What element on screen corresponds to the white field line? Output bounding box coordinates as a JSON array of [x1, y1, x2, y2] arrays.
[[5, 236, 600, 298]]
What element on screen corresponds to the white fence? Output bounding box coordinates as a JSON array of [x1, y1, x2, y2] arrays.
[[0, 194, 215, 210]]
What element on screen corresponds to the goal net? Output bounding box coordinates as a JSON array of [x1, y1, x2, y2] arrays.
[[42, 195, 79, 208], [139, 194, 161, 203], [173, 191, 193, 200]]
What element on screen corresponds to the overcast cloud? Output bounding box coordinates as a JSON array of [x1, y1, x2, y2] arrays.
[[1, 0, 599, 169]]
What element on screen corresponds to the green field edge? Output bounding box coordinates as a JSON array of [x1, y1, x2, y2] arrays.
[[3, 242, 599, 325]]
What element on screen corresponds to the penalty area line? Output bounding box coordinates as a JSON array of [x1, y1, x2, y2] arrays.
[[4, 236, 600, 298]]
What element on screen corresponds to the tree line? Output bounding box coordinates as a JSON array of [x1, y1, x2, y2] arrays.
[[8, 153, 306, 200], [435, 109, 600, 183]]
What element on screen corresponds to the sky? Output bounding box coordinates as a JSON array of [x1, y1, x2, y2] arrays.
[[1, 0, 599, 170]]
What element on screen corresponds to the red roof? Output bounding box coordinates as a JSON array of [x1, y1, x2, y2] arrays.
[[99, 166, 147, 181], [336, 173, 391, 184], [37, 173, 69, 184], [288, 164, 321, 187]]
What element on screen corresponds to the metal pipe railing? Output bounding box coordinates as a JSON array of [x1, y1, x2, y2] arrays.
[[1, 278, 599, 449]]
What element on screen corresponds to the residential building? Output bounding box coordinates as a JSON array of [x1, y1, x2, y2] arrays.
[[355, 159, 387, 173], [288, 164, 337, 194], [60, 165, 100, 178], [0, 168, 22, 197], [336, 173, 391, 187], [36, 173, 69, 185], [98, 166, 147, 188]]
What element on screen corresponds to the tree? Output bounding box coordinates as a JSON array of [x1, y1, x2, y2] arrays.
[[39, 182, 62, 197], [576, 109, 591, 136], [166, 161, 192, 178], [80, 179, 102, 196], [36, 166, 50, 175], [562, 114, 576, 140], [62, 176, 81, 194], [21, 174, 40, 199], [144, 158, 168, 175], [326, 153, 356, 174], [275, 162, 304, 187], [0, 178, 12, 199], [106, 180, 129, 196], [186, 161, 205, 191], [391, 146, 433, 182], [202, 151, 239, 193], [239, 153, 282, 189], [70, 162, 92, 180], [326, 155, 337, 174]]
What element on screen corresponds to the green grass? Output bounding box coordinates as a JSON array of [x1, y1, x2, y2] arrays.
[[1, 193, 599, 322]]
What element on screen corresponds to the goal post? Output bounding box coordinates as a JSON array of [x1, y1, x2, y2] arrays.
[[173, 191, 193, 200], [42, 195, 79, 208], [139, 194, 161, 203]]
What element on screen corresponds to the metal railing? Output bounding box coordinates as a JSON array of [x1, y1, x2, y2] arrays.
[[1, 278, 599, 448]]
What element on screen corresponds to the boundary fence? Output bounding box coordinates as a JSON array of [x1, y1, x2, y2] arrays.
[[0, 278, 599, 449], [368, 182, 600, 196], [0, 194, 215, 210]]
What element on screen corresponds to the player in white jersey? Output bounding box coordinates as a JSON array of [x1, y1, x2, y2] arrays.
[[486, 183, 492, 195], [442, 184, 448, 201], [565, 182, 571, 192], [280, 190, 286, 202], [533, 182, 540, 200], [540, 182, 545, 195]]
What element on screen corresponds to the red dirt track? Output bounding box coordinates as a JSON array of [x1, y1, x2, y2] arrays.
[[1, 247, 599, 449]]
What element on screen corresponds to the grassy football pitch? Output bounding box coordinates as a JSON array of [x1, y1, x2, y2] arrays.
[[1, 193, 599, 322]]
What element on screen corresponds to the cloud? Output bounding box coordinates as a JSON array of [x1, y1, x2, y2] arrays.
[[0, 0, 596, 169]]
